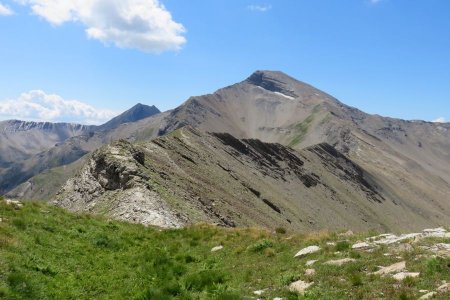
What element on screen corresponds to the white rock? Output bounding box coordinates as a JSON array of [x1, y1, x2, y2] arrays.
[[437, 282, 450, 292], [423, 227, 446, 234], [305, 269, 316, 276], [367, 233, 396, 241], [211, 245, 223, 252], [352, 242, 371, 250], [5, 199, 23, 208], [392, 272, 420, 281], [289, 280, 314, 294], [253, 290, 265, 296], [273, 298, 283, 300], [324, 258, 356, 266], [419, 289, 429, 293], [373, 261, 406, 275], [433, 243, 450, 250], [306, 260, 318, 266], [419, 292, 436, 300], [423, 227, 450, 238], [294, 245, 320, 258], [326, 242, 336, 246], [374, 233, 422, 245]]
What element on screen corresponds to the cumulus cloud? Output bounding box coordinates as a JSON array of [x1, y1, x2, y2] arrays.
[[15, 0, 186, 53], [0, 2, 13, 15], [0, 90, 118, 124], [247, 4, 272, 12], [432, 117, 446, 123]]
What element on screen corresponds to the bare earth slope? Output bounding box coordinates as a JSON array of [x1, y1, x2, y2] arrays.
[[154, 71, 450, 228], [54, 127, 449, 232]]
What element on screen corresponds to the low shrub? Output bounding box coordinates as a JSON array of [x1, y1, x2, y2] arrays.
[[184, 270, 227, 292], [249, 239, 273, 252], [275, 227, 287, 234], [335, 241, 351, 251]]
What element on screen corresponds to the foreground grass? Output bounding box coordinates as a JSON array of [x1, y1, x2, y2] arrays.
[[0, 201, 449, 299]]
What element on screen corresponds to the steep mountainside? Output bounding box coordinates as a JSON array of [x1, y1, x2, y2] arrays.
[[54, 127, 450, 232], [153, 71, 450, 224], [0, 104, 161, 194], [6, 70, 450, 233]]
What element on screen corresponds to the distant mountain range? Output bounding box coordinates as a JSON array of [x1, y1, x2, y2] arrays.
[[2, 71, 450, 232], [0, 103, 160, 194]]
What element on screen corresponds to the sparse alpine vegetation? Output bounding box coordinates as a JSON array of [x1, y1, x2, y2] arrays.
[[1, 200, 449, 299]]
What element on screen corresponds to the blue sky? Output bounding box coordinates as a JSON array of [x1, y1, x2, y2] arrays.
[[0, 0, 449, 124]]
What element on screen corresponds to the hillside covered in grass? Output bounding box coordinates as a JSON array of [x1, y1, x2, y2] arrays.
[[0, 199, 449, 299]]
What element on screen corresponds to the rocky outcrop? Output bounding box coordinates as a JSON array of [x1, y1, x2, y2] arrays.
[[55, 140, 184, 228]]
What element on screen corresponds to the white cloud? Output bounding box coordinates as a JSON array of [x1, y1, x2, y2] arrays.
[[0, 2, 13, 15], [15, 0, 186, 53], [432, 117, 446, 123], [0, 90, 118, 124], [247, 4, 272, 12]]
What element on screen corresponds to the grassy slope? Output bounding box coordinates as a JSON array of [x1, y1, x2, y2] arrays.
[[0, 201, 449, 299]]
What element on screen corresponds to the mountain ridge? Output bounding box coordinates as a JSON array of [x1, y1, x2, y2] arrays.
[[54, 126, 449, 232], [0, 103, 161, 194]]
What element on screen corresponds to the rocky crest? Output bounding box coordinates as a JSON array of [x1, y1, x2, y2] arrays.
[[56, 140, 184, 228]]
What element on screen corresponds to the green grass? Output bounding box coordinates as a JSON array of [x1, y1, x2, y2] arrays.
[[0, 201, 449, 299], [289, 115, 315, 147]]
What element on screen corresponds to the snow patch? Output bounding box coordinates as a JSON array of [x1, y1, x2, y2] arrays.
[[274, 91, 295, 100]]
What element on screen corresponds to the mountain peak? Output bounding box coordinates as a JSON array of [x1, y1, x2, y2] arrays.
[[247, 70, 296, 83], [245, 70, 298, 98], [98, 103, 160, 131]]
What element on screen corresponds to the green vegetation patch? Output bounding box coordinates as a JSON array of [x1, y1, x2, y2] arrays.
[[0, 201, 449, 299], [289, 114, 315, 147]]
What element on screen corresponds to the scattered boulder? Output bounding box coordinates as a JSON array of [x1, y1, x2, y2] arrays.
[[324, 258, 356, 266], [432, 243, 450, 251], [294, 245, 320, 258], [373, 233, 422, 245], [373, 261, 406, 275], [392, 272, 420, 281], [419, 292, 437, 300], [253, 289, 265, 296], [305, 260, 318, 266], [326, 242, 336, 246], [365, 228, 450, 248], [352, 241, 371, 250], [437, 282, 450, 292], [423, 227, 448, 238], [4, 199, 23, 208], [289, 280, 313, 294], [305, 269, 316, 276], [211, 245, 223, 252]]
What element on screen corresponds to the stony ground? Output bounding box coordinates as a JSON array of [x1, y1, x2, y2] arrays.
[[1, 199, 449, 299]]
